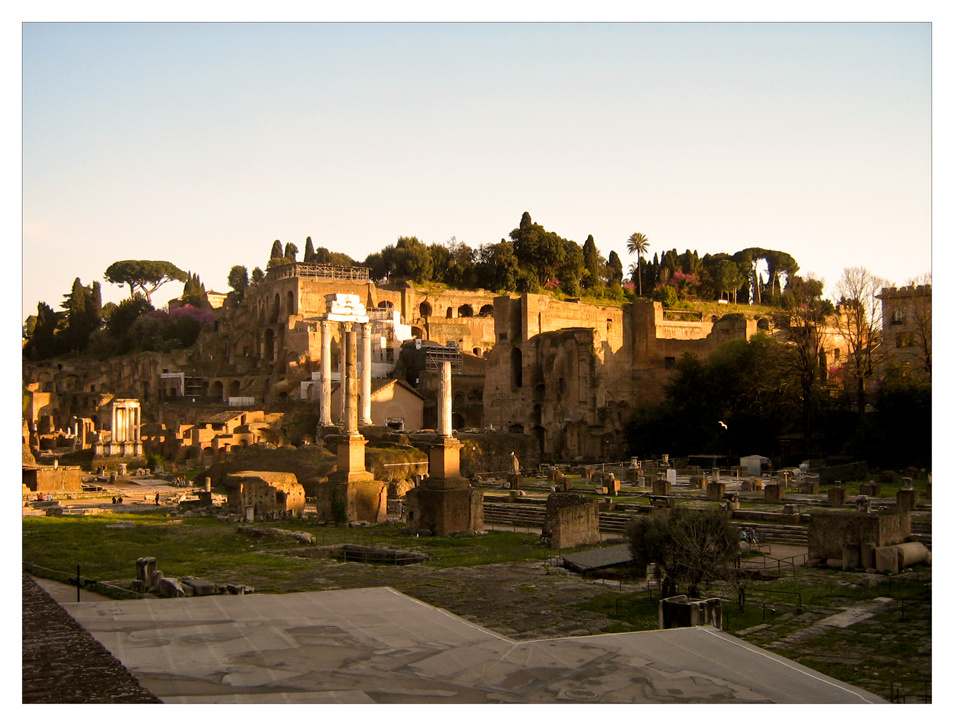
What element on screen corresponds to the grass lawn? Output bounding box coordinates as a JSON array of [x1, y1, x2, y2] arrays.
[[22, 513, 559, 593]]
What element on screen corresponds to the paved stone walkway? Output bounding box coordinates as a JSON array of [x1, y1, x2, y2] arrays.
[[22, 575, 161, 703]]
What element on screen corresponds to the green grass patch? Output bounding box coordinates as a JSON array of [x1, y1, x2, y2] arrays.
[[22, 516, 554, 591]]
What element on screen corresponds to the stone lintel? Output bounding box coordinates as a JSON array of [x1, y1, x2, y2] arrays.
[[326, 313, 370, 323]]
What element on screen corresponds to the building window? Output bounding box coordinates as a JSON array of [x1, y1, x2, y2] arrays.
[[664, 356, 676, 369], [892, 308, 906, 325]]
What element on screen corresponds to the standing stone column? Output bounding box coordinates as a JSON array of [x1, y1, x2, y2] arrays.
[[111, 405, 118, 443], [360, 321, 373, 426], [343, 323, 359, 435], [438, 360, 453, 437], [134, 405, 141, 443], [319, 320, 334, 426]]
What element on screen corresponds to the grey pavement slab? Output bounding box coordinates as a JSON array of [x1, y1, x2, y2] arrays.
[[561, 544, 633, 572], [61, 585, 885, 704]]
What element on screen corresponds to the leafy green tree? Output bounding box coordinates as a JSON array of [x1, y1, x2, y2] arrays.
[[180, 272, 209, 308], [475, 241, 521, 292], [390, 236, 433, 282], [283, 242, 299, 262], [710, 259, 745, 303], [62, 278, 92, 354], [227, 265, 249, 303], [652, 285, 678, 308], [581, 235, 602, 290], [833, 266, 885, 414], [362, 251, 389, 282], [250, 267, 265, 285], [772, 275, 835, 447], [270, 240, 283, 259], [510, 212, 565, 288], [104, 260, 188, 303], [303, 236, 316, 263], [556, 238, 585, 296], [26, 302, 61, 359], [627, 508, 739, 597], [626, 232, 651, 296], [103, 294, 154, 354], [606, 250, 624, 286]]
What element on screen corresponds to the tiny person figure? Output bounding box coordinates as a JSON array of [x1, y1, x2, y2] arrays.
[[155, 492, 160, 505]]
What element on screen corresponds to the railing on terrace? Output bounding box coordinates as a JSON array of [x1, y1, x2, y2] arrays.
[[266, 262, 371, 283], [24, 562, 146, 602]]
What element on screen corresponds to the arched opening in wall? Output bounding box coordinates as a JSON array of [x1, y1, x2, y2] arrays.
[[211, 381, 224, 400], [272, 293, 281, 323], [287, 291, 295, 316], [468, 390, 482, 403], [453, 392, 465, 409], [473, 347, 482, 357], [532, 425, 546, 458], [228, 380, 241, 399], [532, 403, 542, 425], [201, 447, 215, 468], [420, 301, 432, 317], [264, 329, 275, 362], [533, 383, 546, 402], [446, 307, 455, 318], [217, 447, 228, 463], [278, 391, 289, 404], [411, 325, 424, 339], [508, 424, 524, 434], [479, 304, 494, 317], [458, 305, 473, 318], [142, 381, 151, 402], [757, 318, 770, 331], [378, 300, 394, 310], [452, 412, 465, 430], [511, 348, 523, 388]]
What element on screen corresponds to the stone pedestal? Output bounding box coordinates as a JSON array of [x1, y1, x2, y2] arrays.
[[799, 481, 821, 495], [764, 483, 784, 504], [896, 488, 919, 511], [859, 482, 882, 497], [652, 478, 672, 496], [324, 434, 387, 523], [707, 481, 726, 501], [827, 487, 847, 506]]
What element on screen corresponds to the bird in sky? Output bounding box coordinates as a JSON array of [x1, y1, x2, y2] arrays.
[[718, 421, 728, 430]]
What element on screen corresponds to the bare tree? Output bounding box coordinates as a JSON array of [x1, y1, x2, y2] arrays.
[[833, 267, 887, 413]]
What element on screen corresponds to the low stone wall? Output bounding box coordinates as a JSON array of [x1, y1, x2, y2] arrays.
[[808, 509, 911, 561]]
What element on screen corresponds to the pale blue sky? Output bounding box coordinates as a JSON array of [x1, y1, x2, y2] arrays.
[[20, 20, 934, 319]]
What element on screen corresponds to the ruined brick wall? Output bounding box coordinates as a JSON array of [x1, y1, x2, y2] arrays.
[[22, 467, 84, 493], [226, 470, 305, 518], [542, 492, 600, 549]]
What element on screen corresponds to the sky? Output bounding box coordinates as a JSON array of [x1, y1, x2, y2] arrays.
[[17, 14, 939, 323]]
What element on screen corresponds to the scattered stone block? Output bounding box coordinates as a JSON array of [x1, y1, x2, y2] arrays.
[[157, 577, 186, 598], [689, 475, 706, 489], [182, 577, 218, 596], [860, 481, 882, 497], [707, 480, 725, 501]]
